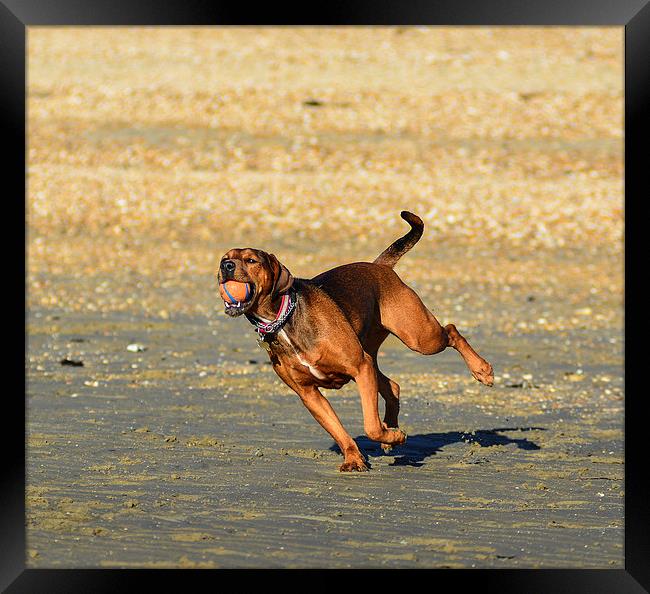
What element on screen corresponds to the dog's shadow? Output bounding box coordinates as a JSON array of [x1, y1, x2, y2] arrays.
[[329, 427, 545, 468]]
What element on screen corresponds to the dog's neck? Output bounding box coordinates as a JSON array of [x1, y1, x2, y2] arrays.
[[246, 288, 298, 337], [252, 294, 286, 322]]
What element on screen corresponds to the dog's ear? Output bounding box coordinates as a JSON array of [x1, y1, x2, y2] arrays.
[[266, 253, 294, 297]]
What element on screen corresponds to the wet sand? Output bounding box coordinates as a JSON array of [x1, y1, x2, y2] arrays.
[[26, 27, 623, 567], [26, 262, 624, 568]]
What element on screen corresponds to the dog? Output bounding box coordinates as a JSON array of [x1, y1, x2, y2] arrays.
[[217, 211, 494, 471]]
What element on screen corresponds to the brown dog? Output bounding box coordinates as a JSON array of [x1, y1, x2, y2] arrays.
[[218, 211, 493, 471]]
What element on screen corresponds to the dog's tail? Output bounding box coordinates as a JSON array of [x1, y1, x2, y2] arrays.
[[373, 211, 424, 269]]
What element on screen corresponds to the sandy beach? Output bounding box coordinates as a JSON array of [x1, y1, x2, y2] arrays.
[[26, 27, 623, 568]]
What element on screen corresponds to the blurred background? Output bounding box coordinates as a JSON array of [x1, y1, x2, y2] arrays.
[[27, 27, 623, 334]]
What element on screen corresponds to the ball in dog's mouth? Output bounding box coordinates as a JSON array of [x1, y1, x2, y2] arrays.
[[220, 281, 255, 316]]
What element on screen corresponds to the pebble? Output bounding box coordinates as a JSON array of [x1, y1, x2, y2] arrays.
[[127, 344, 146, 352]]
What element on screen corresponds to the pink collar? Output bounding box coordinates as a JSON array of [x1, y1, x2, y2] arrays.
[[245, 290, 297, 336]]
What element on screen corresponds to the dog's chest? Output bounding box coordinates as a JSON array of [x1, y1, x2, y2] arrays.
[[277, 330, 327, 380]]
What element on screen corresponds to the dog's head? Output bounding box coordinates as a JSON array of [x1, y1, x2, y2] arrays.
[[217, 248, 294, 318]]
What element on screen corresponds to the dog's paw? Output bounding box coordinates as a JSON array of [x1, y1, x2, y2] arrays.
[[339, 458, 369, 472], [472, 360, 494, 387], [384, 427, 407, 446]]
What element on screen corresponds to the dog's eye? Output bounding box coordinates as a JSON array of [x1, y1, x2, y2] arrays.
[[245, 258, 257, 264]]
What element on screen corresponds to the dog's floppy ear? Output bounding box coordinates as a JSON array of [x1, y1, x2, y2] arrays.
[[266, 253, 294, 297]]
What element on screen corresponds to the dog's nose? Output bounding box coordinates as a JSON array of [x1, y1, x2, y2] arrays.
[[221, 260, 236, 273]]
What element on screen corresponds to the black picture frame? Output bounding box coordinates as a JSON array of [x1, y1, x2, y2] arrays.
[[6, 0, 648, 591]]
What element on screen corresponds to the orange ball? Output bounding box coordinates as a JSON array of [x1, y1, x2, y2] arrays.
[[219, 280, 251, 303]]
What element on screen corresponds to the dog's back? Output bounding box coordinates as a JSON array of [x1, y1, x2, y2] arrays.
[[309, 211, 423, 341], [310, 261, 409, 345]]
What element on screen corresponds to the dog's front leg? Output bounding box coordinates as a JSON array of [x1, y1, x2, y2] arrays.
[[293, 384, 368, 472], [355, 353, 407, 447]]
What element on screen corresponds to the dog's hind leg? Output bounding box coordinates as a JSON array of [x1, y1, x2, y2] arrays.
[[376, 368, 401, 453], [376, 368, 400, 429], [363, 333, 400, 430], [380, 283, 494, 386], [443, 323, 494, 386], [351, 352, 407, 449]]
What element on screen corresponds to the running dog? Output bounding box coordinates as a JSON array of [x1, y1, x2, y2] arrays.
[[218, 211, 494, 471]]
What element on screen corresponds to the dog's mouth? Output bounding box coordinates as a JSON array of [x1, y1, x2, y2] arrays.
[[223, 283, 256, 317]]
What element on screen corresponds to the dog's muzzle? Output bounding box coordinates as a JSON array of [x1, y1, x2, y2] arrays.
[[220, 259, 236, 279]]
